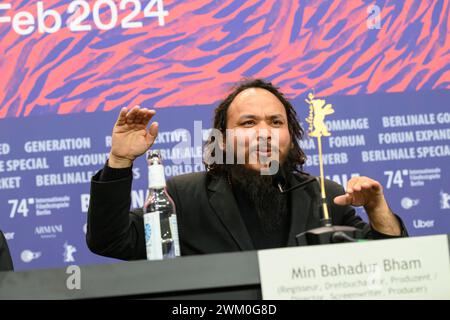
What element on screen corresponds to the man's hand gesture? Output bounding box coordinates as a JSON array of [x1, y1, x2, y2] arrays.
[[109, 106, 158, 168]]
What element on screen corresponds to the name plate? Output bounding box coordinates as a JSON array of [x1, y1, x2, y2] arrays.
[[258, 235, 450, 299]]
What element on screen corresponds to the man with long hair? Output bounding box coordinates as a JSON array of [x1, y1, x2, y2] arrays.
[[87, 79, 407, 260]]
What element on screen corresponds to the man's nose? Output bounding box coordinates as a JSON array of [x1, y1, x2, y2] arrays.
[[255, 122, 272, 138]]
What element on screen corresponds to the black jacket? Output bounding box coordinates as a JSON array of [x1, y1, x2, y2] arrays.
[[87, 169, 407, 260], [0, 230, 13, 272]]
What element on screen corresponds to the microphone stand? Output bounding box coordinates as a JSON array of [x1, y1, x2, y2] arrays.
[[279, 176, 364, 246]]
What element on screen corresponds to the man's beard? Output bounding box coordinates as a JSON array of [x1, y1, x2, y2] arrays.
[[228, 163, 289, 234]]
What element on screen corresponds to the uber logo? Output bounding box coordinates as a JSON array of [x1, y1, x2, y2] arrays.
[[413, 219, 434, 229]]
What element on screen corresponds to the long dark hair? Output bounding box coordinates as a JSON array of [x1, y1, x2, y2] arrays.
[[204, 78, 307, 175]]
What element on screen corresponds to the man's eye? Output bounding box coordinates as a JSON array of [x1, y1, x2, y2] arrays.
[[272, 120, 283, 125], [242, 121, 255, 126]]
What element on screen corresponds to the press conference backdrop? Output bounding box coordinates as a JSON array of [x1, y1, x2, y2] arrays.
[[0, 0, 449, 271]]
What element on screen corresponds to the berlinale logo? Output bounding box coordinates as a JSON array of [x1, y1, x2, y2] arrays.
[[440, 191, 450, 210], [63, 242, 77, 263]]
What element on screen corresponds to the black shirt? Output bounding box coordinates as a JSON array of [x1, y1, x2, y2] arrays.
[[232, 183, 291, 250]]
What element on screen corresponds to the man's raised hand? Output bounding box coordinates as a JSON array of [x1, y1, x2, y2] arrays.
[[109, 106, 159, 168]]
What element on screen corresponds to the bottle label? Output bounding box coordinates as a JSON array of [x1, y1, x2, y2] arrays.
[[143, 211, 163, 260], [169, 215, 181, 257], [148, 164, 166, 189]]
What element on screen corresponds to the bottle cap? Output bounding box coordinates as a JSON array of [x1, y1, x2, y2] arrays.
[[147, 150, 166, 188]]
